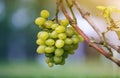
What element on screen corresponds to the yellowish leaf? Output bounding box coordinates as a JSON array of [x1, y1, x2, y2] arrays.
[[96, 6, 106, 10]]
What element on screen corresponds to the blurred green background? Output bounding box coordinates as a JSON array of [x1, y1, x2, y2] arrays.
[[0, 0, 120, 78]]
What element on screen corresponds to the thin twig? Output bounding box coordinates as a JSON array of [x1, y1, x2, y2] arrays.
[[55, 0, 60, 23], [58, 0, 120, 66], [72, 0, 102, 40], [65, 0, 77, 24]]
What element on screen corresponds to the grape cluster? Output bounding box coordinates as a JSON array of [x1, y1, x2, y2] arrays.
[[35, 10, 83, 67]]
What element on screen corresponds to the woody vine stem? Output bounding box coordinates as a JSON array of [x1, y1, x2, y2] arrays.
[[57, 0, 120, 66]]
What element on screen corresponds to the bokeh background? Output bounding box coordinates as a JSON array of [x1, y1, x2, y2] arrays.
[[0, 0, 120, 78]]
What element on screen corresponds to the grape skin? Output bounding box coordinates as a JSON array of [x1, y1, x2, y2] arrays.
[[37, 31, 49, 40], [55, 39, 64, 48], [55, 48, 64, 57], [65, 27, 74, 37], [36, 39, 45, 45], [64, 38, 73, 45], [71, 37, 80, 44], [54, 56, 63, 64], [60, 19, 69, 26], [51, 24, 59, 30], [58, 33, 67, 40], [45, 46, 55, 53], [45, 39, 55, 46], [55, 26, 65, 33], [35, 17, 46, 26], [50, 31, 58, 38], [48, 62, 54, 67], [44, 20, 53, 28], [40, 10, 50, 18], [36, 45, 46, 54]]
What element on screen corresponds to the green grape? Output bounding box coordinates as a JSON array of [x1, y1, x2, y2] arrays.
[[50, 31, 58, 38], [54, 56, 63, 64], [36, 39, 45, 45], [78, 35, 84, 42], [72, 35, 78, 38], [64, 38, 73, 45], [55, 26, 65, 33], [45, 53, 54, 57], [71, 35, 80, 44], [51, 24, 59, 30], [46, 57, 54, 63], [68, 50, 75, 54], [60, 58, 65, 65], [45, 39, 55, 46], [35, 17, 46, 26], [58, 33, 67, 40], [65, 27, 74, 37], [36, 45, 46, 54], [45, 46, 55, 53], [48, 62, 54, 67], [72, 44, 79, 50], [62, 52, 68, 58], [40, 10, 50, 18], [37, 31, 49, 40], [60, 19, 69, 26], [63, 45, 73, 50], [65, 44, 78, 50], [55, 48, 64, 57], [44, 20, 53, 28], [55, 40, 64, 48]]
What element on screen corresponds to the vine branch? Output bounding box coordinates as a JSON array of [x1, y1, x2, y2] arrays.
[[73, 0, 120, 53], [58, 0, 120, 66]]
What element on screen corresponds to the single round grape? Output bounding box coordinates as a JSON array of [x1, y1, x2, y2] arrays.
[[37, 31, 49, 40], [51, 24, 59, 30], [55, 26, 65, 33], [54, 56, 62, 64], [78, 35, 84, 42], [55, 40, 64, 48], [46, 57, 53, 63], [45, 46, 55, 53], [45, 39, 55, 46], [48, 62, 54, 67], [55, 48, 64, 57], [44, 20, 53, 28], [50, 31, 58, 38], [60, 19, 69, 26], [36, 45, 46, 54], [58, 33, 67, 40], [35, 17, 46, 26], [40, 10, 50, 18], [36, 39, 45, 45], [71, 37, 80, 44], [64, 38, 73, 45], [65, 27, 74, 37]]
